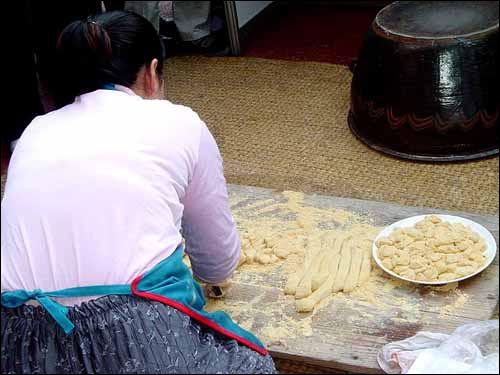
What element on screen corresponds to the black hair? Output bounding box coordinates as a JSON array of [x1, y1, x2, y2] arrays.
[[54, 11, 165, 106]]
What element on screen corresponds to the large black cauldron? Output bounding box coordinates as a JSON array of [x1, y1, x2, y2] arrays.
[[349, 1, 499, 161]]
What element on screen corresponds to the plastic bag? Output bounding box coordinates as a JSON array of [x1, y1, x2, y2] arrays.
[[378, 320, 499, 374]]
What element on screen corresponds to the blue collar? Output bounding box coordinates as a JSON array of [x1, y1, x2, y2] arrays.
[[101, 83, 116, 91]]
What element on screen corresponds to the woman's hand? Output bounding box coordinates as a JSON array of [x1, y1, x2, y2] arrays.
[[194, 275, 232, 299]]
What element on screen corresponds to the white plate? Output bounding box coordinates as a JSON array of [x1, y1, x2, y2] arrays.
[[372, 214, 498, 285]]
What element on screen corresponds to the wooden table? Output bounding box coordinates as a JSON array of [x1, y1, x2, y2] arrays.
[[211, 184, 499, 374]]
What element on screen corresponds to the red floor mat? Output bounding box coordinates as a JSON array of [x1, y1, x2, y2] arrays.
[[242, 4, 380, 65]]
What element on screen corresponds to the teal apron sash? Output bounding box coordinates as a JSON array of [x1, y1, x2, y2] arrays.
[[1, 246, 267, 355]]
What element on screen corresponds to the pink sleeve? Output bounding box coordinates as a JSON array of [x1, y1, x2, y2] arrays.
[[181, 124, 241, 284]]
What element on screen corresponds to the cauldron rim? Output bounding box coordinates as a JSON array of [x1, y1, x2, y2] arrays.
[[376, 1, 499, 41]]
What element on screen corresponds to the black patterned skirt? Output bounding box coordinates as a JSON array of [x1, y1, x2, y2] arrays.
[[1, 295, 277, 374]]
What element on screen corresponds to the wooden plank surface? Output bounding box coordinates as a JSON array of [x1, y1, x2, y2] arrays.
[[209, 184, 499, 373]]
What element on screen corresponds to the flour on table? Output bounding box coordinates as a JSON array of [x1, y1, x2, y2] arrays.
[[231, 190, 379, 313]]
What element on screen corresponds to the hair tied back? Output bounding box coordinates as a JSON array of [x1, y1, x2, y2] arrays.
[[85, 18, 112, 59]]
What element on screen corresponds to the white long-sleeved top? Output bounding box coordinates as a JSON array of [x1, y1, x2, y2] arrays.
[[1, 86, 240, 303]]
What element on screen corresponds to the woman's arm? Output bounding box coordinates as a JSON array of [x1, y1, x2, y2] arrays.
[[181, 124, 240, 284]]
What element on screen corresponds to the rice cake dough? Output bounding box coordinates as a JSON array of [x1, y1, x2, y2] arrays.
[[376, 216, 487, 283]]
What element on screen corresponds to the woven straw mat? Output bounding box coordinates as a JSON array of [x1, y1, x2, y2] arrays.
[[164, 56, 499, 215]]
